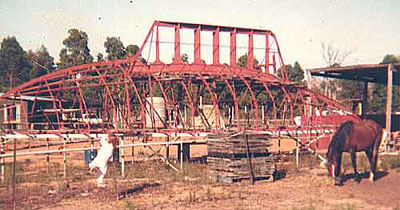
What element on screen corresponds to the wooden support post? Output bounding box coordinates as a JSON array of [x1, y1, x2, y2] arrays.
[[46, 138, 50, 173], [177, 143, 190, 163], [63, 140, 66, 179], [131, 140, 135, 164], [12, 138, 17, 210], [180, 140, 183, 170], [296, 137, 299, 167], [166, 136, 170, 160], [244, 134, 255, 185], [362, 81, 368, 118], [120, 137, 125, 178], [385, 64, 393, 152], [1, 138, 4, 182]]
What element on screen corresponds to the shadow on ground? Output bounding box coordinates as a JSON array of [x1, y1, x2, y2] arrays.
[[118, 183, 161, 199]]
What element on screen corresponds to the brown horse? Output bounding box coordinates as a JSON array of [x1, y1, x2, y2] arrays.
[[326, 120, 385, 186]]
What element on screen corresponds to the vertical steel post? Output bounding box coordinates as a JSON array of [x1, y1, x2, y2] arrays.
[[194, 26, 201, 64], [265, 33, 270, 74], [247, 31, 254, 69], [230, 30, 237, 67], [155, 23, 161, 63], [213, 27, 220, 65], [174, 24, 181, 63], [273, 53, 277, 75]]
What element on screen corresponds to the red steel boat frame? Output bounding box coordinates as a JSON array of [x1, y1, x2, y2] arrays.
[[0, 21, 360, 150]]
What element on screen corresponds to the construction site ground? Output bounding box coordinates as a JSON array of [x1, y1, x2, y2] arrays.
[[0, 142, 400, 210]]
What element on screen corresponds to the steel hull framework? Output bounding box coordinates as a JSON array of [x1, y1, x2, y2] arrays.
[[0, 21, 359, 151]]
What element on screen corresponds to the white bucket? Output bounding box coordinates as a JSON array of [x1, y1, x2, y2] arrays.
[[145, 97, 166, 128]]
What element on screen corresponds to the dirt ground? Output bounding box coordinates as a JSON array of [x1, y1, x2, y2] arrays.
[[1, 158, 399, 210], [1, 140, 399, 210]]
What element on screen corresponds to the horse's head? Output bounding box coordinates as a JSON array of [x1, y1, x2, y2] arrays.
[[326, 155, 338, 178], [327, 142, 342, 187]]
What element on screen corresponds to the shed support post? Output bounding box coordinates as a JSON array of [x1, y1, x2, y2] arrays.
[[362, 81, 368, 118], [385, 64, 393, 152]]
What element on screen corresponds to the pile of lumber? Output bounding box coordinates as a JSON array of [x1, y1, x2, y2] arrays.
[[207, 133, 275, 183]]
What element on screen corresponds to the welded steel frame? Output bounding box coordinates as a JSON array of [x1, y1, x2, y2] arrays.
[[0, 21, 360, 151]]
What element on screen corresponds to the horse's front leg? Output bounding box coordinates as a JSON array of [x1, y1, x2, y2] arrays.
[[351, 152, 362, 182]]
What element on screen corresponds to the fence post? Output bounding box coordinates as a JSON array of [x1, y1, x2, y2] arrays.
[[46, 138, 50, 173], [120, 137, 125, 178], [12, 138, 17, 210], [63, 140, 67, 179], [1, 138, 4, 182]]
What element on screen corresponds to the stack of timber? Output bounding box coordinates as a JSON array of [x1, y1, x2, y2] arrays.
[[207, 133, 275, 183]]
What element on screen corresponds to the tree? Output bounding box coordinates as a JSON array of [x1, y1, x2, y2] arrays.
[[237, 53, 259, 68], [319, 43, 355, 100], [381, 54, 400, 64], [57, 29, 93, 69], [125, 44, 140, 58], [181, 53, 189, 64], [27, 45, 55, 79], [277, 62, 304, 83], [321, 42, 354, 67], [96, 53, 104, 62], [0, 36, 31, 91], [370, 54, 400, 114], [104, 37, 125, 60]]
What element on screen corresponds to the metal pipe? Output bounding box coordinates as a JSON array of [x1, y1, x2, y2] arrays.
[[0, 140, 207, 158]]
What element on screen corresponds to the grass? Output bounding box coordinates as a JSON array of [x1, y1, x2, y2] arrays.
[[332, 203, 357, 210], [380, 155, 400, 170], [123, 200, 141, 210], [123, 159, 211, 184]]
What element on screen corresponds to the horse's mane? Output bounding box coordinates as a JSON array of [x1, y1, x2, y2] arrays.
[[327, 121, 354, 162]]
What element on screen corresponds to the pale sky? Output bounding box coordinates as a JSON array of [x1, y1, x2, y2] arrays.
[[1, 0, 399, 69]]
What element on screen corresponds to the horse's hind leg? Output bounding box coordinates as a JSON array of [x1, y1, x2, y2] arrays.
[[351, 152, 361, 182]]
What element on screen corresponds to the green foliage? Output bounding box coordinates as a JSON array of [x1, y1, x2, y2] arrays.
[[27, 45, 55, 79], [291, 62, 305, 83], [370, 54, 400, 114], [57, 29, 93, 69], [104, 37, 126, 60], [181, 53, 189, 63], [337, 80, 363, 110], [370, 83, 386, 114], [237, 53, 259, 68], [0, 36, 31, 91], [381, 54, 400, 64], [278, 61, 304, 83], [96, 53, 104, 62], [125, 44, 140, 58]]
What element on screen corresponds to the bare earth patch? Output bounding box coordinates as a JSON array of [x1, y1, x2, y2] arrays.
[[2, 167, 394, 209]]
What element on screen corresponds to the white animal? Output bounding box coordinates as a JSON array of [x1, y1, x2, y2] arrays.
[[89, 136, 114, 187]]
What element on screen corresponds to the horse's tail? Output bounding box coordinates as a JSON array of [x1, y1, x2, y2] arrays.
[[327, 121, 354, 160]]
